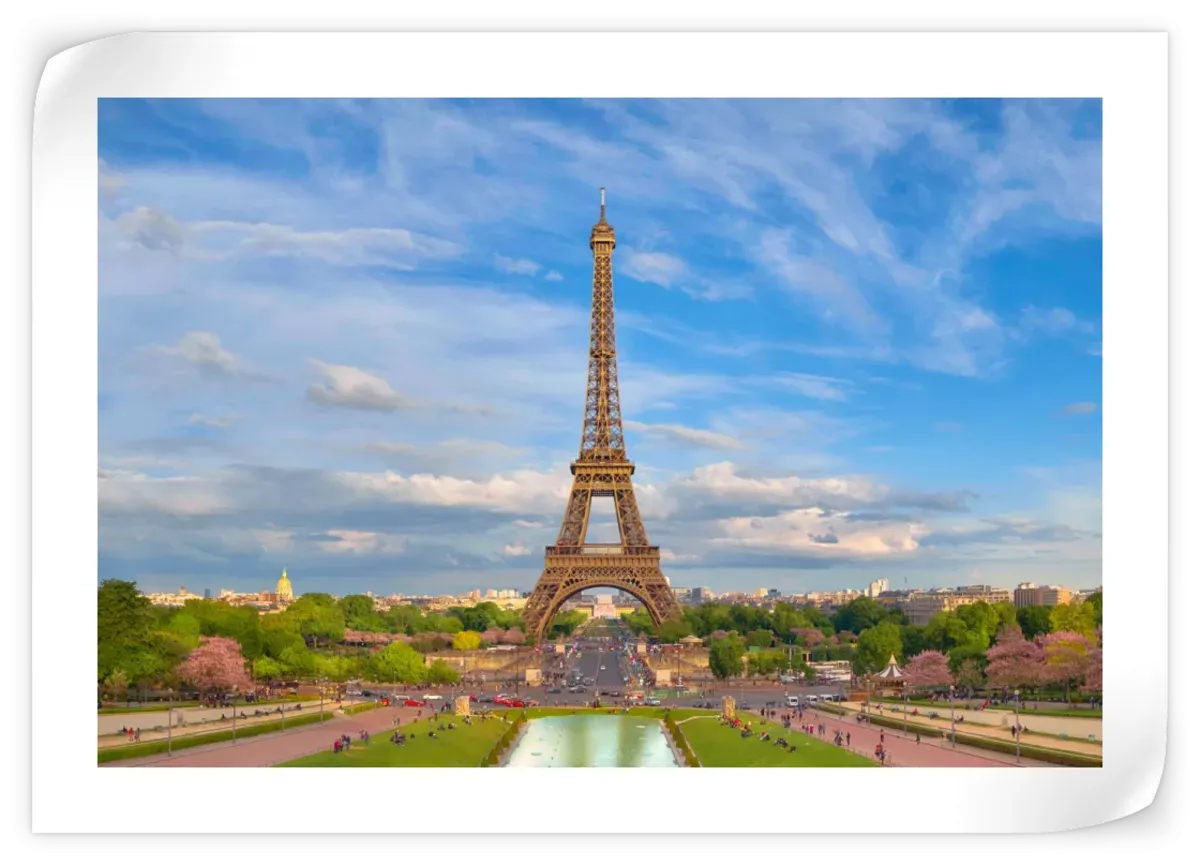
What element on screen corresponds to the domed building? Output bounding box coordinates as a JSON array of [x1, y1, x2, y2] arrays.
[[275, 568, 294, 603]]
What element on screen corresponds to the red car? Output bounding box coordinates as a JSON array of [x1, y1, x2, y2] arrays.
[[508, 700, 526, 708], [403, 699, 425, 707]]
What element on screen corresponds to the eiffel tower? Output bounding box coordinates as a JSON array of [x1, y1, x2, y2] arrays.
[[523, 189, 682, 641]]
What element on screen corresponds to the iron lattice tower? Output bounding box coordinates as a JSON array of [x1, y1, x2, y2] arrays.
[[523, 189, 683, 641]]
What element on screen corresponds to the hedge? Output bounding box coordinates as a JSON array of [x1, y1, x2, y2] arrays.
[[481, 713, 527, 767], [664, 718, 700, 767], [815, 703, 1100, 768], [98, 710, 334, 764], [343, 701, 384, 717]]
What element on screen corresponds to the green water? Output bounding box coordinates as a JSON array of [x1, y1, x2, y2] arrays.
[[505, 714, 679, 767]]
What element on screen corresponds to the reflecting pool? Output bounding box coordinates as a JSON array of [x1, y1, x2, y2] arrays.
[[504, 714, 679, 767]]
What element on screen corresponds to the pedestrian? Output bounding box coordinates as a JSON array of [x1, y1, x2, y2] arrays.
[[880, 731, 885, 746], [915, 732, 921, 746], [846, 732, 851, 748], [135, 727, 141, 742]]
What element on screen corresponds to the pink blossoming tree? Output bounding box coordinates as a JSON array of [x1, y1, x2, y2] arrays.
[[984, 625, 1047, 690], [903, 650, 953, 689], [790, 627, 825, 648], [177, 636, 252, 698], [1041, 630, 1094, 703], [1084, 626, 1103, 692]]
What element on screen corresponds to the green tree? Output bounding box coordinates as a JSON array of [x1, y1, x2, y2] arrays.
[[852, 621, 903, 676], [252, 656, 283, 683], [708, 635, 746, 681], [1049, 603, 1097, 636], [1084, 591, 1103, 626], [657, 617, 692, 643], [451, 630, 482, 651], [98, 579, 155, 681], [427, 659, 461, 685], [278, 645, 316, 678], [1015, 605, 1054, 640], [832, 597, 889, 635], [369, 642, 428, 684], [745, 628, 775, 648], [164, 612, 202, 650], [900, 624, 927, 660], [102, 668, 129, 700]]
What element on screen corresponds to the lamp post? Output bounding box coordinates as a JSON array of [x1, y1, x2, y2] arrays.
[[166, 687, 173, 756], [948, 686, 956, 748], [1014, 689, 1021, 765], [903, 685, 908, 737], [231, 691, 238, 744]]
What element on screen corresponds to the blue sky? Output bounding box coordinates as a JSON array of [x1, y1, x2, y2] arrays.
[[97, 98, 1101, 597]]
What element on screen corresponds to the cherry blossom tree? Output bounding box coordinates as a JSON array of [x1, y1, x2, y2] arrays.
[[984, 625, 1046, 690], [501, 627, 526, 645], [790, 627, 825, 648], [1041, 631, 1094, 703], [904, 650, 953, 688], [177, 636, 252, 698]]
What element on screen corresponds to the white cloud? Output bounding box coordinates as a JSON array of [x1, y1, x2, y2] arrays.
[[676, 462, 883, 507], [188, 413, 235, 428], [1018, 305, 1095, 337], [766, 372, 851, 402], [625, 420, 746, 451], [316, 530, 406, 555], [306, 361, 409, 412], [620, 251, 688, 288], [544, 270, 564, 282], [714, 507, 926, 557], [502, 544, 532, 557], [151, 331, 240, 374], [493, 254, 540, 275], [336, 466, 571, 514], [99, 468, 234, 517], [115, 206, 185, 253], [188, 219, 462, 267], [1061, 402, 1098, 416]]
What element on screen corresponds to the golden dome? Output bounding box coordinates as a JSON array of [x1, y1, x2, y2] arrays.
[[275, 568, 294, 601]]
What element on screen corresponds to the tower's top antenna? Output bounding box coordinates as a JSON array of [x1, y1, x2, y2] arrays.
[[600, 187, 606, 222]]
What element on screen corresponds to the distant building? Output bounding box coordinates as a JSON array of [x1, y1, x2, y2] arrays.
[[1013, 582, 1074, 608], [867, 578, 889, 598], [203, 588, 211, 599], [692, 587, 712, 602], [275, 568, 294, 603], [902, 584, 1012, 625]]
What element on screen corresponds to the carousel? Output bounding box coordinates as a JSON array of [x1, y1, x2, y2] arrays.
[[872, 653, 907, 698]]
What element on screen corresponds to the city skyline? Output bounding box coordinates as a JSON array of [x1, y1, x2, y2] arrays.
[[98, 98, 1101, 597]]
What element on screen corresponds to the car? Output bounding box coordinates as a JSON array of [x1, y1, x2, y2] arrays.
[[547, 686, 562, 694], [423, 694, 443, 702], [786, 696, 800, 708], [600, 666, 606, 670], [403, 699, 425, 707], [569, 686, 585, 693], [645, 698, 661, 706], [509, 700, 526, 708], [494, 698, 513, 707]]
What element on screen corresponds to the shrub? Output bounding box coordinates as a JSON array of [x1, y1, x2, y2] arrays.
[[98, 710, 333, 764], [664, 717, 700, 767]]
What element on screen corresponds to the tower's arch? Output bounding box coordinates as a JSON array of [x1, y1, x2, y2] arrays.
[[523, 568, 674, 642]]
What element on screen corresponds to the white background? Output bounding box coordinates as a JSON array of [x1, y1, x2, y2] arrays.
[[5, 0, 1194, 857]]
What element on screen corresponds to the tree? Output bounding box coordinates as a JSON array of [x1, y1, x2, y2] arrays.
[[984, 625, 1046, 689], [501, 627, 525, 645], [452, 630, 482, 651], [954, 656, 987, 691], [903, 650, 952, 689], [102, 668, 128, 699], [708, 635, 746, 681], [1084, 591, 1103, 627], [657, 618, 692, 643], [1015, 605, 1054, 640], [1084, 629, 1102, 692], [790, 627, 825, 649], [1049, 603, 1097, 637], [852, 621, 903, 676], [1041, 631, 1094, 703], [177, 636, 252, 697], [428, 659, 461, 685], [832, 597, 889, 635], [252, 656, 283, 683], [164, 612, 202, 651], [278, 645, 316, 678], [369, 642, 428, 684], [746, 628, 774, 648], [98, 579, 156, 682], [900, 625, 927, 660]]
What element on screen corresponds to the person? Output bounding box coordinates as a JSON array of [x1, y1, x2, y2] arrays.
[[845, 732, 850, 748], [915, 732, 921, 746], [135, 728, 141, 742]]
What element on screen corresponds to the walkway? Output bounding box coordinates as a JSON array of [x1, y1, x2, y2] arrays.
[[835, 702, 1101, 758], [103, 705, 425, 767], [807, 708, 1052, 767], [99, 699, 361, 746]]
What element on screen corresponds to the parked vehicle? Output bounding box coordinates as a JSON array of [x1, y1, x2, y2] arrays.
[[403, 699, 425, 707]]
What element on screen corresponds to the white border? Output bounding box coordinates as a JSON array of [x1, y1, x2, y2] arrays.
[[31, 32, 1166, 834]]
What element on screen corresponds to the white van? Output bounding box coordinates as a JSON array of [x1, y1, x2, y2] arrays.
[[786, 696, 800, 708], [804, 694, 821, 704]]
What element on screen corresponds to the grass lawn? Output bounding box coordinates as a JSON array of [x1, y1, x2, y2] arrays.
[[278, 715, 512, 767], [680, 713, 876, 768], [872, 697, 1101, 719]]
